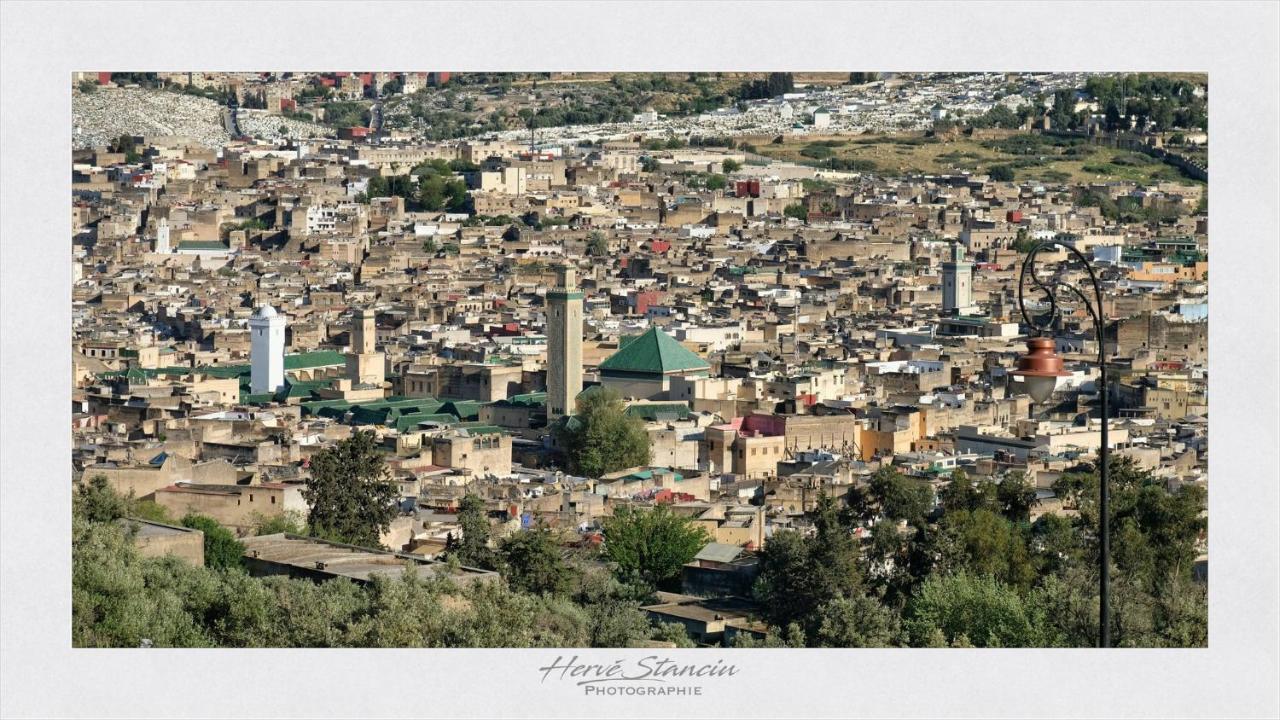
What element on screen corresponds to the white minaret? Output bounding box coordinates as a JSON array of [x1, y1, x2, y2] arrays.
[[155, 218, 171, 254], [546, 264, 583, 420], [942, 241, 974, 315], [249, 305, 286, 394]]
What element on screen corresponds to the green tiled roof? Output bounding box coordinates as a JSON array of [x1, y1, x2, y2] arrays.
[[454, 422, 505, 436], [281, 379, 327, 399], [492, 392, 546, 409], [393, 412, 457, 433], [282, 350, 345, 370], [350, 406, 396, 426], [105, 351, 348, 384], [176, 240, 230, 251], [301, 399, 352, 416], [598, 327, 709, 376], [441, 400, 482, 421], [617, 467, 683, 482]]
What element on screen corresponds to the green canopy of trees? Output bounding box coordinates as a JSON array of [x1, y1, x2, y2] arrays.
[[451, 494, 496, 569], [72, 480, 677, 648], [496, 526, 578, 596], [180, 514, 245, 570], [362, 165, 470, 214], [301, 430, 400, 547], [738, 72, 795, 100], [553, 388, 651, 477], [743, 460, 1206, 648], [601, 505, 710, 591]]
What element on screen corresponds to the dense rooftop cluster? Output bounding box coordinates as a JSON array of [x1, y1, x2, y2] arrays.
[[71, 70, 1208, 648]]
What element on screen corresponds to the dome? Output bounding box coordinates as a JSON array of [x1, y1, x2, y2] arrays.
[[253, 305, 277, 319]]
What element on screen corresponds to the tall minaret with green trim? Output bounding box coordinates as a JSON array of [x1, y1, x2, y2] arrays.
[[546, 264, 583, 420]]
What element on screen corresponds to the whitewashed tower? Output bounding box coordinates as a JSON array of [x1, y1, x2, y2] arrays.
[[942, 241, 974, 315], [249, 305, 286, 394], [155, 218, 171, 253]]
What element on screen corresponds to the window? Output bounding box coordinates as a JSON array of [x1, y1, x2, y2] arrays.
[[270, 496, 276, 504]]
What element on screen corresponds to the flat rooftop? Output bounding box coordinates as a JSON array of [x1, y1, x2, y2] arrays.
[[242, 533, 497, 585], [122, 518, 202, 539], [641, 595, 760, 624]]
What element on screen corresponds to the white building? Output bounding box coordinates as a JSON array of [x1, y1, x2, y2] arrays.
[[154, 218, 171, 253], [249, 305, 286, 394]]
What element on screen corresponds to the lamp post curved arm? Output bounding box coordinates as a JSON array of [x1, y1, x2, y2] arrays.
[[1016, 238, 1111, 648]]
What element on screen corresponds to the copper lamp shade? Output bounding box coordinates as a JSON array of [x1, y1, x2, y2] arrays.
[[1016, 337, 1071, 403]]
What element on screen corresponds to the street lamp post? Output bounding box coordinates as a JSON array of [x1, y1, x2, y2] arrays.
[[1014, 239, 1111, 648]]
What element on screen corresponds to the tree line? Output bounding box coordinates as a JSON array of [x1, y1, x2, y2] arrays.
[[745, 460, 1205, 647], [354, 159, 472, 213], [74, 418, 1204, 647]]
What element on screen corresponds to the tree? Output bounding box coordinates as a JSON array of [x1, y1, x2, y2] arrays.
[[180, 514, 246, 570], [705, 174, 727, 191], [721, 158, 742, 173], [132, 500, 174, 524], [586, 230, 608, 257], [251, 510, 306, 536], [553, 388, 651, 477], [301, 430, 400, 547], [73, 516, 213, 647], [601, 504, 710, 590], [989, 164, 1016, 182], [1012, 227, 1038, 254], [1053, 457, 1206, 595], [75, 475, 133, 522], [904, 571, 1057, 648], [585, 596, 653, 647], [755, 494, 869, 642], [753, 529, 816, 631], [812, 595, 900, 647], [110, 134, 141, 163], [70, 477, 703, 650], [938, 469, 985, 514], [934, 508, 1037, 590], [651, 622, 697, 648], [739, 72, 794, 100], [497, 526, 577, 596], [865, 467, 934, 525], [996, 473, 1037, 523], [783, 203, 807, 221], [454, 494, 496, 568]]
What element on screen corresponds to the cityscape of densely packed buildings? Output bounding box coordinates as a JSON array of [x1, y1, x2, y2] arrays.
[[71, 71, 1208, 645]]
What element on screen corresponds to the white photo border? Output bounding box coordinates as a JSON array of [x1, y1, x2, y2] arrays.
[[1, 1, 1277, 718]]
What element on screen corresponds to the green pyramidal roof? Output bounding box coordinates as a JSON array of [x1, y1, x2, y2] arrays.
[[598, 327, 709, 375]]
